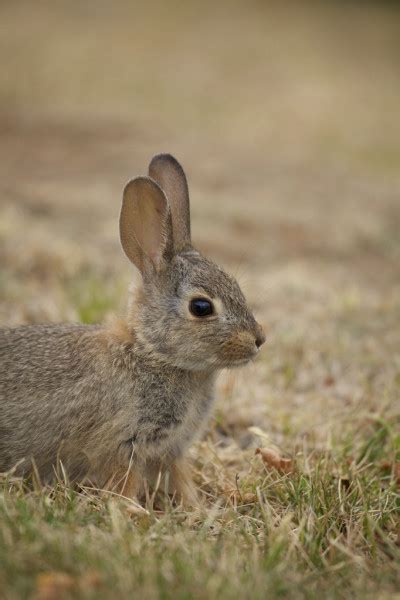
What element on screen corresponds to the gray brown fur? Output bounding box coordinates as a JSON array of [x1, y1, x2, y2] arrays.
[[0, 154, 265, 504]]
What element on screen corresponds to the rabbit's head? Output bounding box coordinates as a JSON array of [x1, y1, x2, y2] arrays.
[[120, 154, 265, 371]]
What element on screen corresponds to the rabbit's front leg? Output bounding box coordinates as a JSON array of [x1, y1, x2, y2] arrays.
[[104, 465, 141, 499], [169, 458, 200, 508], [142, 457, 199, 508]]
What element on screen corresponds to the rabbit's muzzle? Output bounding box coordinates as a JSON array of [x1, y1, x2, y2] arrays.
[[219, 325, 265, 367]]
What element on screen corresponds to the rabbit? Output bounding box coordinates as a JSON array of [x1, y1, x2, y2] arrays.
[[0, 154, 265, 505]]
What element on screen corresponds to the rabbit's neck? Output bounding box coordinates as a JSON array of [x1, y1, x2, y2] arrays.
[[133, 363, 216, 460], [103, 320, 218, 459], [121, 343, 217, 460]]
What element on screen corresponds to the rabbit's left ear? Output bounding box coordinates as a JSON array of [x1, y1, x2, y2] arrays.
[[149, 154, 191, 252]]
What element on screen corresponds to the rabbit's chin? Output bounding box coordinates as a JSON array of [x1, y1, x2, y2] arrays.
[[205, 350, 257, 370], [228, 357, 255, 368], [161, 353, 254, 372], [218, 356, 255, 369]]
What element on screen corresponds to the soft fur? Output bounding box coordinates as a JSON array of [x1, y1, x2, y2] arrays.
[[0, 154, 265, 505]]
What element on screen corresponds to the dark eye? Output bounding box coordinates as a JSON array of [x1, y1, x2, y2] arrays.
[[189, 298, 214, 317]]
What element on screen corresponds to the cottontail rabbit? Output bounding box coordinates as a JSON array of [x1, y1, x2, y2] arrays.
[[0, 154, 265, 505]]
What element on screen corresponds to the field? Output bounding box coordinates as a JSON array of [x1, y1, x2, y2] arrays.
[[0, 1, 399, 598]]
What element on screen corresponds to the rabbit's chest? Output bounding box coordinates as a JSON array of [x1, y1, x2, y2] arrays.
[[132, 370, 215, 457]]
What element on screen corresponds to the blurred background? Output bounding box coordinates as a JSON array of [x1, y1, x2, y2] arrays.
[[0, 0, 399, 444]]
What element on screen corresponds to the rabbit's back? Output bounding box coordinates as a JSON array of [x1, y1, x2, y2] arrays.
[[0, 324, 122, 477], [0, 324, 101, 394]]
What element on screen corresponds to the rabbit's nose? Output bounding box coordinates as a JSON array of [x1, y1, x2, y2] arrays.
[[255, 326, 266, 349]]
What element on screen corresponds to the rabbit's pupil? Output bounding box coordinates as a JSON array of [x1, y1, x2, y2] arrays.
[[190, 298, 214, 317]]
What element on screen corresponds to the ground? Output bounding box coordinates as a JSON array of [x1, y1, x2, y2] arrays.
[[0, 1, 399, 598]]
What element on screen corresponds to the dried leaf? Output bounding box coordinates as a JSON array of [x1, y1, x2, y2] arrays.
[[79, 570, 102, 590], [35, 572, 75, 600], [255, 447, 294, 474]]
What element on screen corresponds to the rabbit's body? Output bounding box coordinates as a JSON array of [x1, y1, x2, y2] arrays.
[[0, 154, 265, 504], [0, 321, 215, 486]]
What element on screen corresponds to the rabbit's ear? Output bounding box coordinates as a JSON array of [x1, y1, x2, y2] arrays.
[[148, 154, 191, 252], [120, 176, 173, 274]]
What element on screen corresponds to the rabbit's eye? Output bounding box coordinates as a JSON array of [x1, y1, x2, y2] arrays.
[[189, 298, 214, 317]]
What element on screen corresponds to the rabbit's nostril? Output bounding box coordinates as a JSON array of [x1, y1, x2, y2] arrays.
[[255, 330, 266, 349]]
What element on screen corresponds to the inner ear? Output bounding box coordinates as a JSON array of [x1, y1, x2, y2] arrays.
[[120, 177, 173, 274]]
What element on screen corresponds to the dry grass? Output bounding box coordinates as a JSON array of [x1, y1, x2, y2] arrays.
[[0, 1, 399, 598]]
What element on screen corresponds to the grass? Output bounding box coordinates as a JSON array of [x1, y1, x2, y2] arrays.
[[0, 414, 398, 599], [1, 1, 400, 597], [65, 271, 127, 325], [1, 279, 398, 600]]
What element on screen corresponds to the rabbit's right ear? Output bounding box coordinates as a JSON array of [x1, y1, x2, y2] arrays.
[[120, 177, 173, 275], [148, 154, 191, 252]]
